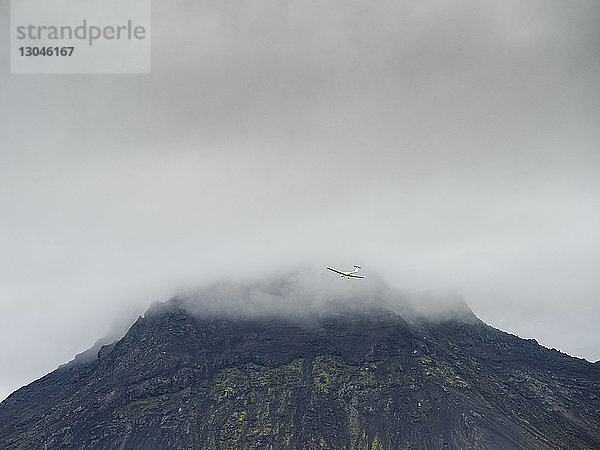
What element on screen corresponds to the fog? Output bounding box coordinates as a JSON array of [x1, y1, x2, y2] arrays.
[[160, 268, 475, 326], [1, 0, 599, 401]]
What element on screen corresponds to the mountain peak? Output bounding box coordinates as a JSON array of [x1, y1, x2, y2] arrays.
[[150, 269, 480, 326]]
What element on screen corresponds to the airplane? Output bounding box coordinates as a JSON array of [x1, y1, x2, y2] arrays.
[[326, 265, 366, 279]]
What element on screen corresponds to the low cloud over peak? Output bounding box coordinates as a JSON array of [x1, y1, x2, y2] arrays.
[[149, 267, 478, 325]]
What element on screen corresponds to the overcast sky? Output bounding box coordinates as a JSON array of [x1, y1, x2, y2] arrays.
[[1, 0, 599, 401]]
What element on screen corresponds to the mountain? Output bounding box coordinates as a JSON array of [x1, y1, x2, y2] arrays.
[[1, 275, 599, 449]]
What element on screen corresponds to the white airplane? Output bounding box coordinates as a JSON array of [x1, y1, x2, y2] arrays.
[[326, 265, 365, 279]]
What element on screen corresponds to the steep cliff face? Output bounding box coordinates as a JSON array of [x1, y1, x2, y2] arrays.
[[1, 295, 599, 449]]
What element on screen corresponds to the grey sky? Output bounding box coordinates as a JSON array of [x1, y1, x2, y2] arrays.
[[1, 0, 599, 401]]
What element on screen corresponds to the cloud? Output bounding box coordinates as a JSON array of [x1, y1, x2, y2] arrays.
[[1, 0, 599, 401]]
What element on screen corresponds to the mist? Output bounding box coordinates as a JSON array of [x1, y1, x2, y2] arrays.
[[158, 268, 474, 326], [1, 0, 599, 401]]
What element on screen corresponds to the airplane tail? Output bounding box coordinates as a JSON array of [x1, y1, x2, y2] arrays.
[[353, 265, 362, 272]]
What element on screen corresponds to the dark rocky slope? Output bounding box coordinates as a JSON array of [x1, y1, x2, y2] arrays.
[[1, 287, 599, 449]]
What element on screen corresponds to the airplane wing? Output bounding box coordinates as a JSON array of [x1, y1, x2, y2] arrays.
[[346, 274, 365, 278], [326, 267, 345, 275]]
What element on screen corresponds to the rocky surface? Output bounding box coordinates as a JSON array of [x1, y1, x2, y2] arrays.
[[1, 293, 599, 449]]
